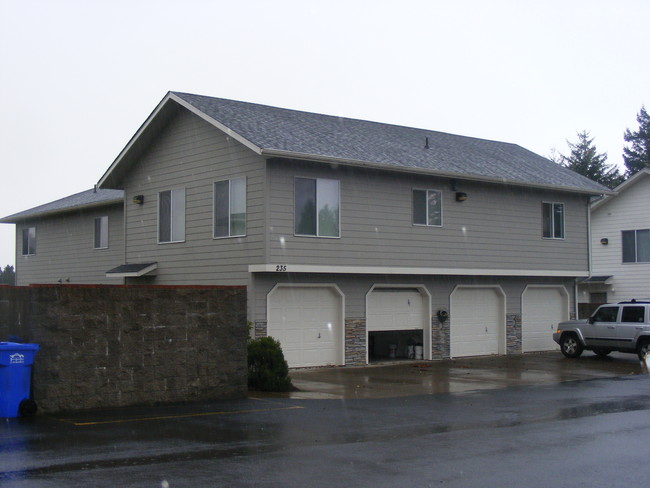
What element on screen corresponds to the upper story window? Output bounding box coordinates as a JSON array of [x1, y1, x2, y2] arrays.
[[94, 216, 109, 249], [214, 177, 246, 238], [622, 229, 650, 263], [159, 188, 185, 243], [294, 177, 340, 238], [542, 202, 564, 239], [21, 227, 36, 256], [412, 189, 442, 227]]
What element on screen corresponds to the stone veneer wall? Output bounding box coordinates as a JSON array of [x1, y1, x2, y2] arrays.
[[431, 314, 451, 359], [345, 318, 366, 366], [506, 313, 522, 354], [0, 285, 247, 413]]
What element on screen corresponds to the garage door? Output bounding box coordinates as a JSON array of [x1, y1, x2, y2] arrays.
[[367, 289, 424, 331], [451, 287, 504, 358], [267, 286, 343, 368], [522, 286, 568, 352]]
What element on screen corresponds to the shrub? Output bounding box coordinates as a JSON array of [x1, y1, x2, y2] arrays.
[[247, 336, 293, 392]]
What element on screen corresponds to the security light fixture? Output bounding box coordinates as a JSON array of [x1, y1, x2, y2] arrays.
[[133, 195, 144, 205]]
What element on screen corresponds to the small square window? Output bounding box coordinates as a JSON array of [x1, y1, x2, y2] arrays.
[[412, 189, 442, 227]]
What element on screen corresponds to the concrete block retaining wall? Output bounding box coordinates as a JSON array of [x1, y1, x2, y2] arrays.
[[0, 285, 247, 413]]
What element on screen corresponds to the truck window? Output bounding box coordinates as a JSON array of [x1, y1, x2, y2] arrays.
[[592, 306, 619, 322], [621, 306, 645, 323]]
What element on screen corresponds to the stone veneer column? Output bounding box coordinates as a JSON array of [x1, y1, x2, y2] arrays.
[[345, 318, 366, 366], [431, 314, 451, 359], [506, 313, 522, 354]]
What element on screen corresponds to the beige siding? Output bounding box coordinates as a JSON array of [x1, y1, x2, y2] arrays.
[[267, 160, 590, 272], [590, 177, 650, 301], [14, 204, 124, 285], [251, 273, 576, 322], [123, 109, 266, 285]]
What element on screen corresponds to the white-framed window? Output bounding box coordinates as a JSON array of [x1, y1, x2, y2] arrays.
[[622, 229, 650, 263], [214, 177, 246, 238], [412, 189, 442, 227], [21, 227, 36, 255], [294, 177, 340, 237], [542, 202, 564, 239], [158, 188, 185, 243], [94, 216, 109, 249]]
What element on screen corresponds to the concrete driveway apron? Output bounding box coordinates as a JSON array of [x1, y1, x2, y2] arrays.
[[278, 351, 644, 400]]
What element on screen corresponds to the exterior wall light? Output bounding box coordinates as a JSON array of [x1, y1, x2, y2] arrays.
[[600, 238, 608, 245], [455, 192, 468, 202], [132, 195, 144, 205]]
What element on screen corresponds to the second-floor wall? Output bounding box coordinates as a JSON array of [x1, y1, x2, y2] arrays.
[[266, 158, 591, 274], [121, 108, 267, 285], [14, 204, 124, 285], [590, 174, 650, 300]]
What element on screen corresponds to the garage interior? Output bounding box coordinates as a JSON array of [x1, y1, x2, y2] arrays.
[[368, 329, 424, 362]]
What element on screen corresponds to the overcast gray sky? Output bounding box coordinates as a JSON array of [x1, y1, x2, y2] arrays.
[[1, 0, 648, 268]]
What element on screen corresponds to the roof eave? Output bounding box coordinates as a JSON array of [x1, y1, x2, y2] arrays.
[[0, 198, 124, 224], [591, 168, 650, 211], [261, 148, 613, 196]]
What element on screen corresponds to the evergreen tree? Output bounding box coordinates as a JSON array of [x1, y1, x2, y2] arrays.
[[623, 106, 650, 178], [0, 265, 15, 285], [558, 131, 624, 189]]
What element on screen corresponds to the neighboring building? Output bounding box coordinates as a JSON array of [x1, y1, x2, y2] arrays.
[[2, 92, 611, 366], [578, 168, 650, 310], [0, 188, 124, 285]]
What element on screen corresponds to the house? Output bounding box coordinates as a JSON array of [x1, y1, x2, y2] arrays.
[[578, 168, 650, 312], [2, 92, 611, 367], [0, 188, 124, 284]]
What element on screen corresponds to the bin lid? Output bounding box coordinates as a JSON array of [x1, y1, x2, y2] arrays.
[[0, 342, 40, 351]]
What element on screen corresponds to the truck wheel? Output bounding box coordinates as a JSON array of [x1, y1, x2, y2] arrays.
[[560, 334, 583, 358], [637, 340, 650, 361]]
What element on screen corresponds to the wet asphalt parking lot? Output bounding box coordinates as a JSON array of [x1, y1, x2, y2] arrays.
[[1, 351, 650, 487]]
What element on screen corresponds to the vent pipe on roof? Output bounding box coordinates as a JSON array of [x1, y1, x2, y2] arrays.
[[425, 137, 429, 149]]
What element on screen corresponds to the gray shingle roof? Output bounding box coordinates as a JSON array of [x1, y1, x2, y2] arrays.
[[169, 92, 610, 194], [0, 188, 124, 223]]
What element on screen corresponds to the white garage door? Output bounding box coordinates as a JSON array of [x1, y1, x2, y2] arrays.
[[367, 289, 424, 331], [451, 287, 504, 358], [267, 286, 343, 368], [522, 287, 568, 352]]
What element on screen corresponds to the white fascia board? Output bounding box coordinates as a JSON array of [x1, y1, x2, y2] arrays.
[[248, 264, 588, 278], [168, 93, 263, 155], [260, 149, 613, 196]]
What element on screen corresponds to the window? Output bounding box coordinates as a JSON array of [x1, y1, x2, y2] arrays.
[[591, 306, 619, 322], [622, 229, 650, 263], [159, 188, 185, 243], [413, 189, 442, 226], [214, 178, 246, 238], [542, 202, 564, 239], [94, 216, 108, 249], [294, 177, 340, 237], [21, 227, 36, 255], [621, 306, 645, 323]]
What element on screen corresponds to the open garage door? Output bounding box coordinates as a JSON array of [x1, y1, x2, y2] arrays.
[[366, 287, 430, 361], [522, 286, 568, 352], [450, 286, 505, 358], [267, 285, 343, 368]]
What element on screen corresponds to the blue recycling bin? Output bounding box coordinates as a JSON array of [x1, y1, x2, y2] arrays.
[[0, 342, 39, 418]]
